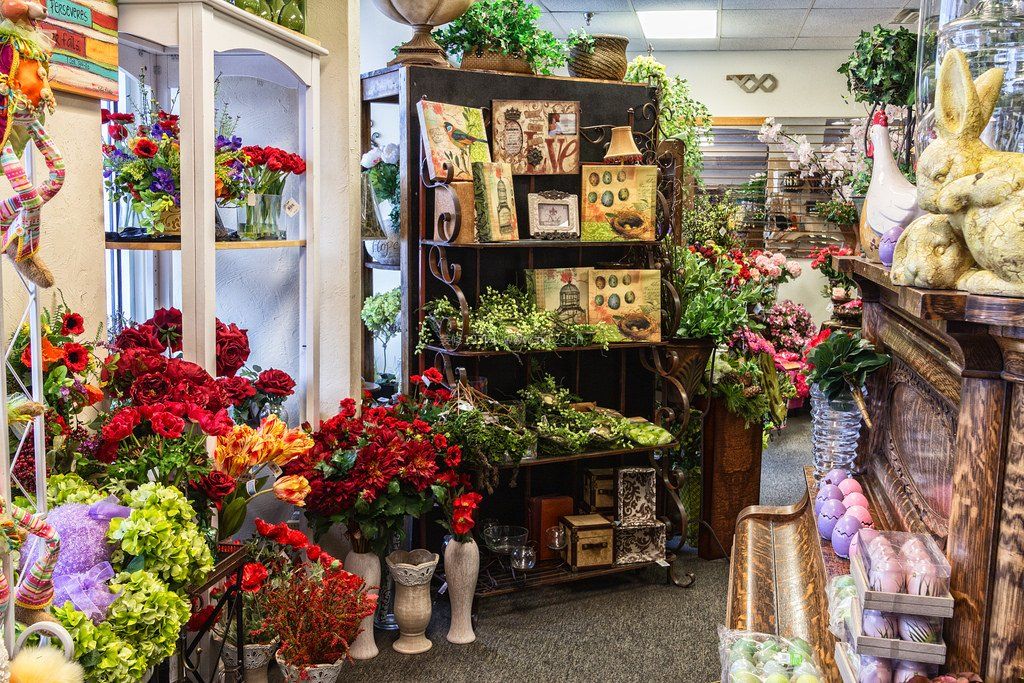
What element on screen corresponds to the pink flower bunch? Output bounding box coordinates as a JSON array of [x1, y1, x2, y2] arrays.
[[763, 300, 816, 355]]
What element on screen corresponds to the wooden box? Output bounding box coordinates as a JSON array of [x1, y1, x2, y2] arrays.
[[850, 550, 955, 619], [433, 180, 477, 244], [614, 521, 665, 565], [560, 514, 614, 570], [528, 494, 573, 562], [617, 467, 657, 526], [848, 597, 947, 665], [583, 467, 615, 512]]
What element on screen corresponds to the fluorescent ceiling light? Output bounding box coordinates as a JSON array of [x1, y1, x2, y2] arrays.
[[637, 10, 717, 40]]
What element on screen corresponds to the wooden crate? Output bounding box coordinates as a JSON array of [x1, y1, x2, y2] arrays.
[[851, 551, 955, 619], [847, 596, 946, 665]]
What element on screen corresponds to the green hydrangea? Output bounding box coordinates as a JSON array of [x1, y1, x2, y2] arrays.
[[53, 602, 148, 683], [108, 483, 213, 589], [107, 570, 190, 668], [48, 473, 104, 507]]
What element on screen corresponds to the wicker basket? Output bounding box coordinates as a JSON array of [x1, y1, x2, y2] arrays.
[[460, 48, 533, 75], [568, 34, 629, 81]]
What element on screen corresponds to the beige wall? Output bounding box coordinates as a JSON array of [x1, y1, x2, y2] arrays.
[[2, 93, 106, 337]]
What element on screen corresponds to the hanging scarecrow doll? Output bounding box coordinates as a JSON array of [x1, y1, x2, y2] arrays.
[[0, 0, 65, 288]]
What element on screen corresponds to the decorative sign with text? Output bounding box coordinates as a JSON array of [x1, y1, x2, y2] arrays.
[[41, 0, 119, 100]]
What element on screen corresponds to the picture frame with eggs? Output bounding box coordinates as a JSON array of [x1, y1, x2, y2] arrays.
[[587, 269, 661, 343], [580, 164, 658, 242]]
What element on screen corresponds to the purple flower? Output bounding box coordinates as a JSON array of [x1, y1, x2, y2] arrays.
[[149, 167, 176, 195], [216, 134, 243, 152]]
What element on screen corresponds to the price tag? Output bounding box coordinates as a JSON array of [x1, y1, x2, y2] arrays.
[[246, 479, 259, 496], [284, 198, 301, 217], [247, 192, 257, 207], [656, 558, 671, 568], [268, 463, 282, 477], [437, 581, 448, 595]]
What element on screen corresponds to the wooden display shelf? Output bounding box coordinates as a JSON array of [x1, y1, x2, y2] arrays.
[[424, 342, 666, 358], [474, 558, 660, 598], [506, 443, 678, 469], [420, 239, 663, 249], [106, 239, 306, 251]]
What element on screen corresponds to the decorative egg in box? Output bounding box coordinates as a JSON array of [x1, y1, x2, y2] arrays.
[[814, 484, 844, 515], [858, 655, 892, 683], [898, 615, 941, 644], [906, 560, 941, 597], [868, 555, 907, 593], [831, 514, 863, 558], [862, 609, 898, 639], [817, 499, 847, 540], [851, 528, 880, 559]]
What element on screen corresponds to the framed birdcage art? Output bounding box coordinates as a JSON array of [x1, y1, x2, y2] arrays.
[[528, 190, 580, 240]]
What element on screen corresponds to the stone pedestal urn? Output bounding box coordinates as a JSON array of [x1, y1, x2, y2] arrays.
[[444, 538, 479, 644], [385, 549, 439, 654], [344, 547, 381, 660]]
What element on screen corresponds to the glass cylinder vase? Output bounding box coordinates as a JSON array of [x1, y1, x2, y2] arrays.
[[237, 194, 283, 240], [810, 383, 864, 478]]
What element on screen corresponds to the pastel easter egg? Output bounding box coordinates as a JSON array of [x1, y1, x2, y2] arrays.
[[867, 536, 896, 561], [762, 675, 789, 683], [793, 662, 820, 677], [894, 660, 931, 683], [879, 224, 906, 268], [760, 661, 789, 676], [858, 656, 893, 683], [817, 499, 847, 540], [869, 556, 907, 593], [843, 491, 870, 510], [906, 559, 943, 597], [845, 505, 874, 528], [831, 515, 863, 558], [838, 478, 863, 496], [851, 528, 879, 559], [793, 676, 820, 683], [862, 609, 898, 639], [823, 468, 850, 486], [814, 484, 844, 515], [900, 537, 930, 561], [899, 615, 941, 644], [729, 658, 756, 675]]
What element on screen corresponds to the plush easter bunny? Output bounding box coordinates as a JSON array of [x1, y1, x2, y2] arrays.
[[893, 49, 1024, 296], [0, 0, 64, 289]]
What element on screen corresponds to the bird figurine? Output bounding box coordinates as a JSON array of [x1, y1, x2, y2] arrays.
[[443, 121, 485, 150], [861, 111, 923, 265]]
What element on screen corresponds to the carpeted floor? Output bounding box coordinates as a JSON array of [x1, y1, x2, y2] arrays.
[[337, 414, 812, 683]]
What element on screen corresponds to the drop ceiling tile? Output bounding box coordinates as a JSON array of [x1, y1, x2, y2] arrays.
[[537, 12, 567, 38], [632, 0, 718, 9], [537, 0, 631, 11], [723, 0, 811, 7], [719, 37, 797, 50], [813, 0, 904, 7], [647, 38, 720, 52], [550, 11, 646, 43], [721, 9, 806, 38], [800, 8, 900, 35], [793, 36, 857, 49]]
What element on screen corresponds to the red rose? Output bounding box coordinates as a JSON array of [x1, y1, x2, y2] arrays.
[[306, 544, 322, 561], [133, 138, 159, 158], [61, 312, 85, 336], [107, 123, 127, 140], [130, 373, 170, 405], [151, 411, 186, 439], [240, 562, 269, 592], [218, 376, 256, 406], [254, 518, 274, 537], [95, 440, 119, 464], [114, 324, 165, 354], [284, 529, 309, 549], [193, 470, 236, 503], [242, 145, 266, 166], [192, 408, 234, 437], [423, 367, 443, 384], [290, 154, 306, 175], [62, 343, 90, 373], [215, 321, 250, 377], [255, 369, 295, 398], [186, 604, 218, 632], [116, 348, 168, 378], [102, 407, 140, 442], [148, 307, 183, 353]]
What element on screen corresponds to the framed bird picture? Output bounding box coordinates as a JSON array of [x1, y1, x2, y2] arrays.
[[491, 100, 580, 175], [417, 99, 491, 182], [580, 165, 658, 242]]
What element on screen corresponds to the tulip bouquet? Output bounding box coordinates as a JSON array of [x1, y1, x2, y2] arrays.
[[236, 145, 307, 240]]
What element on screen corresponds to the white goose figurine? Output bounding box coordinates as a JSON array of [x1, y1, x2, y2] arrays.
[[863, 111, 923, 266]]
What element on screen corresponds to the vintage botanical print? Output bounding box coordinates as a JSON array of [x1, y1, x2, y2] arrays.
[[587, 269, 661, 343], [528, 267, 590, 325], [492, 100, 580, 175], [580, 164, 657, 241], [417, 99, 490, 182], [472, 162, 518, 242]]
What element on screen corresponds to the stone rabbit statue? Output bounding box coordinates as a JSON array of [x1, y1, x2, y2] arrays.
[[891, 48, 1024, 296]]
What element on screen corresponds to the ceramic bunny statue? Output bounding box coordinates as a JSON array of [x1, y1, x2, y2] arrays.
[[892, 48, 1024, 296], [0, 0, 64, 289]]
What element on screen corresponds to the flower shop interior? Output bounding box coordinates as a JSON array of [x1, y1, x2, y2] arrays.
[[1, 0, 1023, 681]]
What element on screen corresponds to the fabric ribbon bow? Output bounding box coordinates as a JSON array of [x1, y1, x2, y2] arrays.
[[53, 561, 119, 624]]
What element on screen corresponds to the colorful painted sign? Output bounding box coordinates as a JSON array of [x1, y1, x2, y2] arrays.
[[42, 0, 119, 100]]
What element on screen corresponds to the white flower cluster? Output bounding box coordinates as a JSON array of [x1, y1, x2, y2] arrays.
[[360, 142, 400, 169]]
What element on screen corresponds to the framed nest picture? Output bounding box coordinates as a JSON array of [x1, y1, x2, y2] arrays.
[[580, 165, 658, 241], [587, 269, 661, 342], [492, 100, 580, 175], [527, 191, 579, 240]]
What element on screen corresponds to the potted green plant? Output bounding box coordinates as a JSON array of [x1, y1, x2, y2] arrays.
[[360, 288, 401, 399], [565, 29, 629, 81], [815, 199, 860, 251], [434, 0, 566, 75], [361, 143, 400, 265]]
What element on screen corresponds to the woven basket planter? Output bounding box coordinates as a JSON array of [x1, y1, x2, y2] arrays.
[[460, 48, 533, 74], [568, 34, 629, 81]]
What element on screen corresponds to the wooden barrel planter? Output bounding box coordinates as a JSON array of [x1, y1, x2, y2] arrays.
[[567, 34, 629, 81], [460, 48, 532, 74]]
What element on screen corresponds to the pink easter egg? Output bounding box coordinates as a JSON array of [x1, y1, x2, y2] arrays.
[[900, 537, 930, 560], [846, 505, 874, 528], [838, 478, 863, 496], [823, 468, 850, 486], [843, 491, 870, 510], [852, 528, 880, 559], [906, 560, 942, 597], [894, 661, 929, 683], [862, 609, 898, 639], [815, 484, 844, 515], [898, 615, 941, 644], [869, 556, 907, 593], [831, 514, 863, 558], [867, 536, 896, 561], [817, 499, 847, 540], [858, 655, 893, 683]]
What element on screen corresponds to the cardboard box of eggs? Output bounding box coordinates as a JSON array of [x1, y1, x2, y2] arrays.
[[718, 628, 823, 683], [814, 468, 874, 558]]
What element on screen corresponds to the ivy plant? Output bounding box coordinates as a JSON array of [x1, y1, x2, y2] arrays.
[[434, 0, 566, 75], [838, 25, 919, 107], [361, 288, 401, 379]]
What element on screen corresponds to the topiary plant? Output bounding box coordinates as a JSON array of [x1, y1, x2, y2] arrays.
[[433, 0, 566, 75], [838, 25, 919, 107]]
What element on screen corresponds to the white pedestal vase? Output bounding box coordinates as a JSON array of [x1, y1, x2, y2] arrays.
[[212, 629, 278, 683], [275, 654, 343, 683], [386, 549, 439, 655], [444, 538, 479, 644], [343, 548, 381, 660]]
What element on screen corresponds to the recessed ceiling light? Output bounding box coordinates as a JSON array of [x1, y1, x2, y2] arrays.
[[636, 10, 718, 40]]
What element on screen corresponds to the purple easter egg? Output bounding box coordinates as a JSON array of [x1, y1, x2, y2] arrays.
[[862, 609, 898, 639], [858, 655, 893, 683], [831, 514, 863, 558], [817, 499, 847, 540], [879, 225, 906, 268], [898, 615, 941, 644], [823, 468, 850, 486], [815, 484, 844, 515], [843, 491, 870, 510], [894, 660, 930, 683], [838, 478, 863, 497], [869, 556, 907, 593], [906, 560, 942, 597], [846, 505, 874, 528]]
